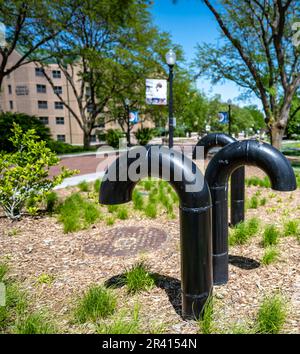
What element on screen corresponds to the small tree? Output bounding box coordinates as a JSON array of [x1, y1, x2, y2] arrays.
[[0, 124, 75, 219]]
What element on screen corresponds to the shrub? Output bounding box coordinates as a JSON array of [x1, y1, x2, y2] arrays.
[[134, 128, 154, 146], [0, 124, 74, 219], [105, 129, 124, 149], [106, 217, 115, 226], [260, 197, 267, 206], [75, 285, 117, 323], [0, 112, 51, 153], [283, 220, 299, 237], [256, 295, 287, 334], [262, 225, 280, 247], [58, 193, 101, 233], [124, 262, 155, 294], [261, 247, 280, 265], [48, 141, 96, 155]]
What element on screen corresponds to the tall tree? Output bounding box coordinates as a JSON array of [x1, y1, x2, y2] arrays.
[[0, 0, 76, 90], [194, 0, 300, 148]]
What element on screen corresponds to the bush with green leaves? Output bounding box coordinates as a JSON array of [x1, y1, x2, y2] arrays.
[[134, 128, 154, 145], [0, 124, 75, 219], [105, 129, 124, 149]]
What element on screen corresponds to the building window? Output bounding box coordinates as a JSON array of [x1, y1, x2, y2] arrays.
[[57, 135, 65, 142], [35, 67, 44, 77], [38, 100, 48, 109], [90, 135, 96, 143], [16, 85, 29, 96], [8, 84, 12, 94], [52, 70, 61, 79], [56, 117, 64, 125], [39, 116, 49, 125], [53, 86, 62, 95], [54, 101, 64, 109], [36, 84, 46, 93], [9, 101, 13, 109]]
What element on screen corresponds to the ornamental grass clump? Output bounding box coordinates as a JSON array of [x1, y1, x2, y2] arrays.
[[0, 124, 75, 219]]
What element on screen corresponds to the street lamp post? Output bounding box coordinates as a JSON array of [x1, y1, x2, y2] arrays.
[[165, 49, 176, 149], [125, 98, 131, 146], [227, 99, 232, 136]]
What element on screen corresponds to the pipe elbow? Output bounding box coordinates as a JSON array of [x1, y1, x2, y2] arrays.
[[205, 140, 297, 191], [100, 145, 212, 209], [192, 133, 236, 159]]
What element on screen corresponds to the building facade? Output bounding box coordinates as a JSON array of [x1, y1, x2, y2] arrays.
[[0, 50, 153, 145]]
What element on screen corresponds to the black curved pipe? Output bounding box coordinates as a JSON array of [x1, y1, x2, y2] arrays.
[[100, 145, 213, 319], [205, 140, 297, 285], [192, 133, 245, 226]]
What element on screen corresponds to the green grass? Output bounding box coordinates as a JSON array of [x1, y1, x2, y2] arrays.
[[225, 323, 253, 334], [117, 207, 128, 220], [75, 285, 117, 323], [58, 193, 101, 233], [94, 179, 101, 193], [0, 262, 8, 282], [14, 312, 56, 334], [260, 197, 267, 206], [106, 217, 115, 226], [97, 305, 141, 334], [283, 220, 299, 237], [247, 195, 259, 209], [261, 247, 280, 265], [246, 176, 271, 188], [123, 262, 155, 294], [144, 203, 157, 219], [0, 282, 28, 332], [107, 205, 119, 213], [262, 225, 280, 247], [36, 273, 54, 285], [198, 296, 214, 334], [256, 295, 287, 334], [78, 181, 89, 192], [229, 218, 260, 246], [45, 192, 58, 213], [143, 179, 155, 191], [132, 190, 144, 211]]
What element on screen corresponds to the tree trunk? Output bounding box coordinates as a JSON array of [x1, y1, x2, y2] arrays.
[[270, 125, 285, 150], [83, 131, 91, 150]]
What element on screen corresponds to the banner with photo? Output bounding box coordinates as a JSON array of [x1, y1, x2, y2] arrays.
[[129, 111, 139, 124], [218, 112, 229, 124], [146, 79, 167, 105]]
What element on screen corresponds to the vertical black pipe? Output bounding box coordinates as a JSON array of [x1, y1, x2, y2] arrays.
[[99, 146, 213, 319], [228, 103, 232, 136], [168, 65, 174, 149], [192, 133, 245, 226], [180, 206, 212, 317], [230, 167, 245, 226], [205, 140, 297, 285]]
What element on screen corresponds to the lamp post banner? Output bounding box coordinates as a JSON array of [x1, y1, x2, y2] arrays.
[[146, 79, 167, 105], [218, 111, 229, 124]]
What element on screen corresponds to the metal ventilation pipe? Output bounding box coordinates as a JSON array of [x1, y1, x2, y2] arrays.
[[192, 133, 245, 226], [100, 145, 213, 319], [205, 140, 297, 285]]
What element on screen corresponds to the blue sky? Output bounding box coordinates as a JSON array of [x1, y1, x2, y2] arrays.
[[149, 0, 261, 108]]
